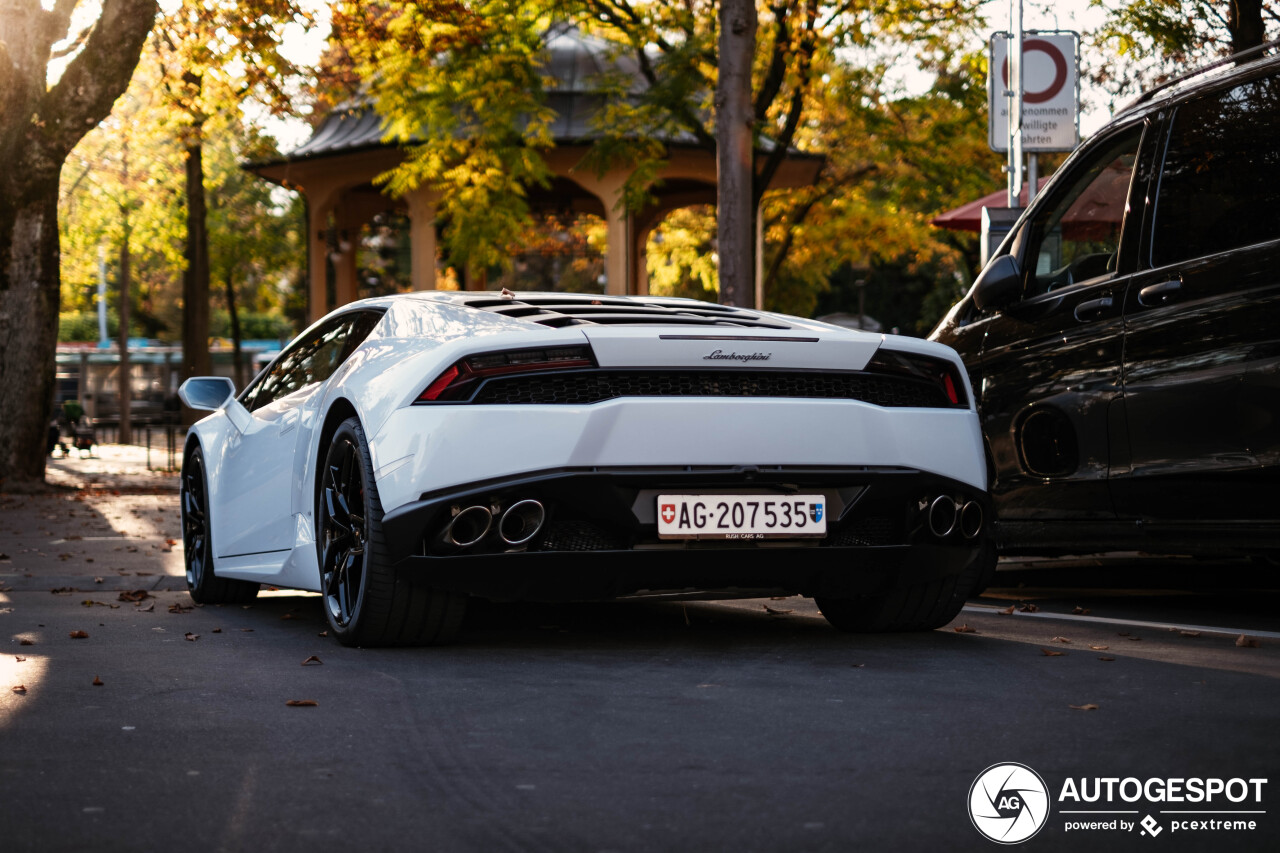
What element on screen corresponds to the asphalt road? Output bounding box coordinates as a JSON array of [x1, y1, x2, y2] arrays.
[[2, 480, 1278, 853]]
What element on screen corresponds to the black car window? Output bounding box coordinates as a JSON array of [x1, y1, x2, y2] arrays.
[[1020, 127, 1143, 298], [246, 316, 355, 412], [1152, 72, 1280, 267]]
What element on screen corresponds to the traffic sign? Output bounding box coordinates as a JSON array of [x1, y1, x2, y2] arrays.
[[989, 31, 1079, 152]]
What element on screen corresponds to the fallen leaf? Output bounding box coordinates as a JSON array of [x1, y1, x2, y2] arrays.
[[165, 538, 177, 546], [850, 664, 865, 668], [118, 590, 150, 603], [1018, 603, 1040, 613], [81, 600, 118, 609], [1040, 648, 1066, 656], [1126, 636, 1143, 642], [1180, 630, 1202, 638], [1089, 645, 1109, 650], [998, 604, 1015, 615], [50, 587, 73, 595], [1072, 606, 1091, 615], [69, 630, 89, 639], [19, 639, 33, 646], [317, 631, 328, 638], [285, 699, 318, 707], [11, 685, 27, 694], [1069, 703, 1099, 711], [212, 628, 222, 634], [139, 602, 155, 613], [301, 655, 323, 666], [1236, 634, 1260, 648], [1051, 636, 1072, 644], [93, 576, 103, 583], [1098, 656, 1116, 662], [168, 603, 193, 614], [14, 655, 26, 662], [92, 676, 103, 686], [184, 633, 199, 642], [763, 605, 793, 615], [953, 623, 977, 633]]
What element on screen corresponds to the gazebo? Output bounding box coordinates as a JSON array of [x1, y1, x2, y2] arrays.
[[249, 25, 822, 322]]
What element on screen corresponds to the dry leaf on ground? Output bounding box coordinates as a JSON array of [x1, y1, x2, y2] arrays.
[[301, 655, 323, 666], [954, 624, 977, 633], [69, 630, 89, 639], [1040, 648, 1066, 656], [118, 590, 150, 603], [764, 605, 793, 615], [999, 604, 1015, 615], [168, 603, 192, 614], [92, 676, 103, 686], [1018, 603, 1040, 613], [1236, 634, 1260, 648], [285, 699, 318, 707], [1090, 645, 1109, 650], [184, 633, 199, 642], [1069, 703, 1099, 711], [19, 639, 33, 646], [1072, 606, 1091, 615], [1052, 636, 1072, 643], [11, 685, 27, 694]]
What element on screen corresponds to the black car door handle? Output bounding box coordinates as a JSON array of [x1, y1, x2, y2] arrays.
[[1138, 279, 1182, 306], [1073, 297, 1113, 322]]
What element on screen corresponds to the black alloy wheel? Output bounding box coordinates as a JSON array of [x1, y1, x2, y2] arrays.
[[319, 431, 367, 630], [181, 445, 258, 605], [317, 417, 468, 646]]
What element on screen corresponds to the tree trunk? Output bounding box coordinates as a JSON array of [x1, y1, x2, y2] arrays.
[[181, 137, 211, 422], [226, 271, 244, 390], [0, 0, 157, 487], [1228, 0, 1265, 52], [0, 194, 62, 486], [117, 229, 133, 446], [716, 0, 757, 308]]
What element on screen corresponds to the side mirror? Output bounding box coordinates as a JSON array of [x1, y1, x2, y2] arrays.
[[178, 377, 236, 412], [972, 255, 1023, 312]]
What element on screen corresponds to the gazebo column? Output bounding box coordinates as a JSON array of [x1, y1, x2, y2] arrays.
[[329, 201, 360, 309], [570, 170, 632, 296], [404, 187, 440, 290], [307, 190, 340, 323]]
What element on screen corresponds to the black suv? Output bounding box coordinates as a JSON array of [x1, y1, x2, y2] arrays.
[[931, 44, 1280, 558]]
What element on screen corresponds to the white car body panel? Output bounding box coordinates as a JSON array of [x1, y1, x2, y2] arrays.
[[185, 292, 987, 593]]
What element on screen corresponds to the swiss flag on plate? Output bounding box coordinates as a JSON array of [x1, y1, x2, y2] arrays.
[[660, 504, 676, 524]]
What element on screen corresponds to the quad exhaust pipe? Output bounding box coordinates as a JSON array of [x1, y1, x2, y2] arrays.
[[445, 505, 492, 548], [927, 496, 984, 540], [440, 498, 547, 550], [499, 499, 545, 546]]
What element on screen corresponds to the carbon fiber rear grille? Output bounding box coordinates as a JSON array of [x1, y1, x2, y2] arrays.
[[467, 370, 955, 408]]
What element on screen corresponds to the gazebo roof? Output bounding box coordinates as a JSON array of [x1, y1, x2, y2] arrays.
[[260, 23, 807, 169]]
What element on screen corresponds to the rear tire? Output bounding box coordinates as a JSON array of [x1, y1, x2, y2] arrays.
[[817, 540, 994, 633], [181, 446, 259, 605], [317, 417, 467, 646]]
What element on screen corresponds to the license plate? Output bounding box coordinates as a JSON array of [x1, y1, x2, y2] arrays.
[[657, 495, 827, 540]]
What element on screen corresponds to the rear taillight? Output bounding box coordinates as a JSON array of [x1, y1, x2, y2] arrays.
[[415, 345, 595, 403], [864, 349, 969, 408]]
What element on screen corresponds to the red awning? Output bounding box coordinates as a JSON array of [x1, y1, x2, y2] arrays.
[[930, 179, 1049, 232]]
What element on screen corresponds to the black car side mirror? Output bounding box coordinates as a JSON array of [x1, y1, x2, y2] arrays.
[[972, 255, 1022, 311]]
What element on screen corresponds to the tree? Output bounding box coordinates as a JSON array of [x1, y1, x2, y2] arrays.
[[151, 0, 311, 406], [0, 0, 157, 487], [1088, 0, 1278, 97]]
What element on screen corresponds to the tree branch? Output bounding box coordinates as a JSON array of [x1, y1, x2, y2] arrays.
[[38, 0, 158, 166]]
